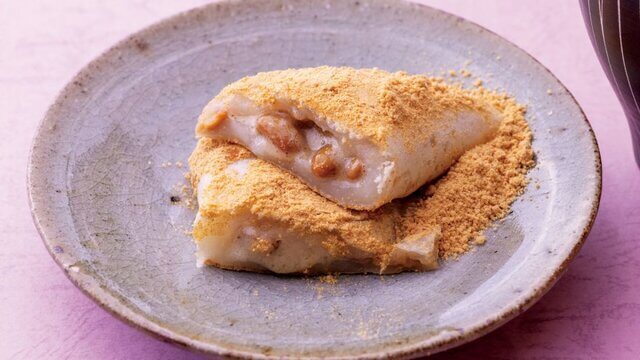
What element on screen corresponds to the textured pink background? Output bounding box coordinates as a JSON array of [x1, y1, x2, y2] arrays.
[[2, 1, 639, 359]]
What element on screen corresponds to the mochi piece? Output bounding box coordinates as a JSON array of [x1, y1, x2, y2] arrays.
[[196, 66, 501, 210]]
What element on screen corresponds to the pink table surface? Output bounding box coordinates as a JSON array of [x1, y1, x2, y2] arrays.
[[2, 0, 639, 359]]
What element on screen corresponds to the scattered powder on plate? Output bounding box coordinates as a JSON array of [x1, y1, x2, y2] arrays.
[[308, 276, 341, 298], [318, 274, 339, 284], [170, 180, 197, 211]]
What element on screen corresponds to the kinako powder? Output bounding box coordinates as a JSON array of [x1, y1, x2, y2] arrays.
[[187, 74, 534, 263], [207, 66, 500, 153], [395, 86, 534, 258]]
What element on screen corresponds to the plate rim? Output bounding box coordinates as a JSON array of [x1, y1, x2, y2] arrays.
[[27, 0, 603, 358]]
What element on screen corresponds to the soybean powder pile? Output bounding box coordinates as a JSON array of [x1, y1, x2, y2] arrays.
[[396, 86, 534, 258]]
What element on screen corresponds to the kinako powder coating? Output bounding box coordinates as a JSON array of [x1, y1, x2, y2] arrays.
[[206, 66, 499, 151], [188, 74, 534, 262]]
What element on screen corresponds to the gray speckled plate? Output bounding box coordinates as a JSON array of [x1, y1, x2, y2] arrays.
[[27, 0, 601, 358]]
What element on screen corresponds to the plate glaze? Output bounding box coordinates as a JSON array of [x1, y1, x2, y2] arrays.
[[28, 0, 601, 358]]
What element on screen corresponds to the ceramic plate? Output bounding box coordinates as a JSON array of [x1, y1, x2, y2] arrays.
[[28, 0, 601, 358]]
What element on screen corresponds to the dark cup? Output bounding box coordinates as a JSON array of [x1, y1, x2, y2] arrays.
[[580, 0, 640, 167]]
